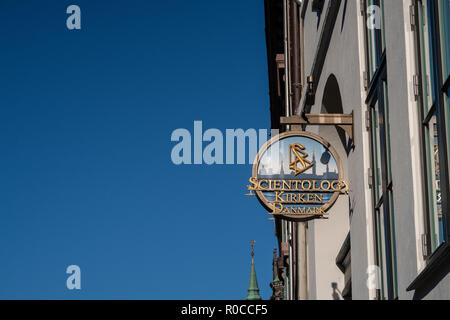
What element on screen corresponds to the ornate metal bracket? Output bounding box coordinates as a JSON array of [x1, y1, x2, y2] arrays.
[[280, 111, 355, 147]]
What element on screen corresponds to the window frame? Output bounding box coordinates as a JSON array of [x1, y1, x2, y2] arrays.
[[366, 54, 398, 300], [362, 0, 398, 299], [408, 0, 450, 291]]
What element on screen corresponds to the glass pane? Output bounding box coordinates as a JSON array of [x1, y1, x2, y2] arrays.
[[380, 0, 386, 52], [387, 191, 398, 298], [439, 0, 450, 81], [445, 94, 450, 210], [366, 0, 376, 78], [366, 0, 385, 78], [372, 106, 383, 201], [375, 205, 388, 300], [382, 81, 392, 183], [374, 197, 397, 300], [425, 114, 444, 250], [426, 0, 438, 101], [419, 0, 436, 113]]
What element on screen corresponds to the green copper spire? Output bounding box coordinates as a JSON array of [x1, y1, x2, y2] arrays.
[[245, 240, 262, 300]]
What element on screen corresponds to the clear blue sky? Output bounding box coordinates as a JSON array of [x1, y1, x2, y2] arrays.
[[0, 0, 277, 299]]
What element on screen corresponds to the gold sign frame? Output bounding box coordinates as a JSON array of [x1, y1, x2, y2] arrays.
[[250, 131, 345, 220]]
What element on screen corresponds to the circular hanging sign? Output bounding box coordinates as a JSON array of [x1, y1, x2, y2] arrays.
[[247, 131, 348, 220]]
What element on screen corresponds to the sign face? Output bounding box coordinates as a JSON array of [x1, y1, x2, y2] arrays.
[[247, 131, 349, 220]]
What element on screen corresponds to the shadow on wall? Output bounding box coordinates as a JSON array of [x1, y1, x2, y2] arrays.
[[321, 74, 347, 150], [412, 255, 450, 300], [348, 196, 355, 220], [312, 0, 325, 29], [341, 0, 348, 32], [331, 282, 343, 300]]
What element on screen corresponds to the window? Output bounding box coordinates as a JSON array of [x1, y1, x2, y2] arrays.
[[363, 0, 398, 300], [414, 0, 450, 257]]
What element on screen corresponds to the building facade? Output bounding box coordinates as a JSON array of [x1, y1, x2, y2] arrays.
[[264, 0, 450, 300]]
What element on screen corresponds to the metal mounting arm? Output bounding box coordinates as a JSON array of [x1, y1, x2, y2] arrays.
[[280, 112, 355, 146]]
